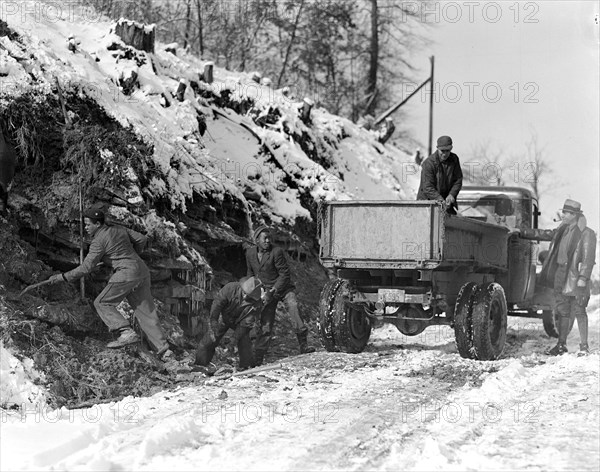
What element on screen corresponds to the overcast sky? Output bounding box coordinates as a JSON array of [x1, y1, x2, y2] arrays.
[[402, 1, 599, 230]]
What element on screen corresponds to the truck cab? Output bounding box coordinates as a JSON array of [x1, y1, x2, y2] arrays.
[[457, 186, 541, 305]]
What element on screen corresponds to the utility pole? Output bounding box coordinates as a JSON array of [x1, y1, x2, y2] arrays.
[[428, 56, 435, 157], [373, 55, 436, 156]]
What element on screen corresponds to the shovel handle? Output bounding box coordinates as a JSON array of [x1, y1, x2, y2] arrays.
[[19, 279, 55, 298]]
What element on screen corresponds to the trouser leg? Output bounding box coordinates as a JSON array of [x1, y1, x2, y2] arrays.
[[574, 298, 589, 347], [554, 293, 573, 345], [283, 291, 307, 334], [254, 300, 277, 363], [195, 322, 229, 365], [126, 277, 168, 353], [553, 268, 572, 346], [235, 326, 253, 369], [94, 282, 135, 331]]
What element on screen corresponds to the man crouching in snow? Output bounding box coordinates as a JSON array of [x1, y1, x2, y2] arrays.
[[45, 208, 173, 360], [193, 276, 264, 374]]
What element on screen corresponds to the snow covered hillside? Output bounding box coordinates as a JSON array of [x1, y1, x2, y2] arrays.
[[1, 1, 419, 227]]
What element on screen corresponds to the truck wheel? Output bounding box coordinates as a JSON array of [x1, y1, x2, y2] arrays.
[[542, 310, 559, 338], [318, 279, 344, 351], [471, 283, 507, 361], [332, 281, 372, 353], [454, 282, 478, 359]]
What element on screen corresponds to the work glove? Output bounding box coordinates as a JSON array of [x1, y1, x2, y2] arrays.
[[445, 194, 456, 207], [249, 320, 262, 340], [47, 273, 65, 285], [263, 289, 275, 305], [575, 279, 588, 306], [207, 322, 216, 343]]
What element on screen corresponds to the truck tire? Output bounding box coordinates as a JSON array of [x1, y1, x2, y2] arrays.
[[471, 283, 507, 361], [332, 280, 372, 353], [542, 310, 559, 338], [454, 282, 478, 359], [318, 279, 344, 351]]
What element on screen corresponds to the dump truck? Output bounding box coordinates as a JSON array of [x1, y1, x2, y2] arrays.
[[317, 186, 555, 361]]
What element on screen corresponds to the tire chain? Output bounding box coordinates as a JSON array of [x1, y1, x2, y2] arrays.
[[317, 278, 344, 351], [454, 282, 478, 359]]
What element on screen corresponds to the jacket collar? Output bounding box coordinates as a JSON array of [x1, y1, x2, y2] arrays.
[[433, 150, 456, 165]]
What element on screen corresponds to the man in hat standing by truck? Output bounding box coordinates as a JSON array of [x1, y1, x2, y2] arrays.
[[417, 135, 463, 215], [520, 199, 596, 355], [45, 208, 172, 359], [245, 225, 315, 365]]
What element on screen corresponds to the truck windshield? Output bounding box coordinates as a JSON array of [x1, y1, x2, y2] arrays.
[[457, 193, 532, 229]]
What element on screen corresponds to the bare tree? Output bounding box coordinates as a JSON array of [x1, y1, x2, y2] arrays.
[[463, 141, 507, 186], [521, 130, 552, 201], [84, 0, 427, 125], [277, 0, 306, 88]]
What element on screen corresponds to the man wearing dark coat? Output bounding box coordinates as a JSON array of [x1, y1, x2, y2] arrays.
[[245, 225, 315, 365], [194, 276, 264, 372], [417, 135, 463, 214], [520, 199, 596, 355]]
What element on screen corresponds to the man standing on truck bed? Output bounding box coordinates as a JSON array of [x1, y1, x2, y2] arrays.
[[520, 199, 596, 356], [245, 225, 315, 365], [417, 135, 463, 215], [45, 208, 173, 360]]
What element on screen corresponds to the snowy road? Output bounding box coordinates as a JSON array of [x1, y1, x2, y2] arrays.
[[2, 299, 599, 471]]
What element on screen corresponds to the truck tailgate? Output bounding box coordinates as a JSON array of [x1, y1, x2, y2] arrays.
[[319, 201, 442, 268]]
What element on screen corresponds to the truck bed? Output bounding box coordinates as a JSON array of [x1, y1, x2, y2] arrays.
[[319, 201, 509, 270]]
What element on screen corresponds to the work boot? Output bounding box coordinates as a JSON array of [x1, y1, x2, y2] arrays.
[[545, 316, 571, 356], [577, 343, 590, 357], [190, 364, 217, 376], [254, 349, 266, 367], [546, 342, 568, 356], [297, 331, 316, 354], [107, 327, 139, 349]]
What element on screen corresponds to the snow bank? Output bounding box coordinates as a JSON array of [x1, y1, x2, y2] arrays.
[[0, 341, 46, 409]]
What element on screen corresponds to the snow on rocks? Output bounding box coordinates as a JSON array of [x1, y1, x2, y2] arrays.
[[3, 1, 418, 226], [0, 341, 46, 409]]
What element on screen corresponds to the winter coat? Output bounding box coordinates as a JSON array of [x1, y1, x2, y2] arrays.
[[64, 224, 150, 283], [245, 245, 293, 299], [210, 281, 258, 328], [564, 218, 596, 296], [520, 217, 595, 295], [0, 129, 16, 198], [416, 151, 463, 203]]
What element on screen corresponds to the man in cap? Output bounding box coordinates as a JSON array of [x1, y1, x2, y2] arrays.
[[245, 225, 315, 365], [45, 208, 172, 359], [417, 135, 463, 215], [519, 199, 596, 355], [193, 276, 264, 372]]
